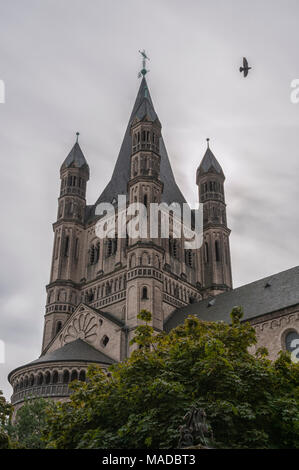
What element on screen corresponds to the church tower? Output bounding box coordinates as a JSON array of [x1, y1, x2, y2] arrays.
[[42, 134, 90, 351], [9, 65, 230, 412], [126, 79, 164, 346], [196, 139, 232, 296]]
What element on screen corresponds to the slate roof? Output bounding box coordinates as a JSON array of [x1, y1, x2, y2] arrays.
[[8, 339, 115, 378], [164, 265, 299, 332], [61, 142, 89, 171], [86, 77, 186, 222], [135, 94, 158, 122], [197, 147, 224, 177]]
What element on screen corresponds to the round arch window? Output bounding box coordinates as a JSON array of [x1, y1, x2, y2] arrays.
[[285, 330, 299, 356], [63, 370, 70, 384]]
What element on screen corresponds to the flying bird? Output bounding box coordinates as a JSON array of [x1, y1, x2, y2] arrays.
[[239, 57, 251, 77]]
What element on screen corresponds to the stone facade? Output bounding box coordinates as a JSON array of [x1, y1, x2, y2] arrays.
[[250, 307, 299, 360]]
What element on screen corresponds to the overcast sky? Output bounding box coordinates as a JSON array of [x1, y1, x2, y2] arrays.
[[1, 0, 299, 399]]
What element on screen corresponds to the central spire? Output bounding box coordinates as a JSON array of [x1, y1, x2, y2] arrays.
[[92, 76, 186, 217]]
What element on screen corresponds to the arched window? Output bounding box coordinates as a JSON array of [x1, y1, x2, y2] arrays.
[[52, 371, 58, 384], [29, 374, 34, 387], [95, 242, 100, 263], [87, 290, 94, 302], [143, 194, 148, 207], [215, 240, 221, 262], [67, 201, 73, 216], [90, 244, 95, 264], [185, 250, 193, 267], [37, 373, 43, 386], [141, 286, 148, 300], [63, 370, 70, 384], [71, 370, 78, 382], [169, 238, 179, 259], [79, 370, 86, 382], [64, 236, 69, 257], [285, 330, 299, 356], [56, 321, 62, 335], [101, 335, 109, 347], [106, 283, 111, 296], [204, 242, 209, 263], [24, 376, 28, 388], [107, 238, 113, 257], [113, 236, 118, 255], [173, 239, 178, 258], [45, 371, 51, 385]]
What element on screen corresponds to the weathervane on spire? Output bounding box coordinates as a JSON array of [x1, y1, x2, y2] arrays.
[[76, 132, 80, 143], [138, 49, 150, 78]]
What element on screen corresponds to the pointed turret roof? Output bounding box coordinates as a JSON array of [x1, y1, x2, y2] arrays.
[[91, 77, 185, 217], [61, 139, 89, 172], [133, 82, 159, 123], [197, 142, 224, 178]]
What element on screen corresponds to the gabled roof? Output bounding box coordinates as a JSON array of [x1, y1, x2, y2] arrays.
[[87, 77, 186, 221], [197, 146, 224, 177], [61, 141, 89, 172], [164, 265, 299, 332]]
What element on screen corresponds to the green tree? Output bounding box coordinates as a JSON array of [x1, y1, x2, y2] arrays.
[[0, 390, 12, 449], [44, 308, 299, 449], [9, 398, 52, 449]]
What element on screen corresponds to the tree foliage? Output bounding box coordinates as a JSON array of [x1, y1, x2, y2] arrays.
[[0, 390, 12, 449], [44, 308, 299, 449], [8, 398, 52, 449]]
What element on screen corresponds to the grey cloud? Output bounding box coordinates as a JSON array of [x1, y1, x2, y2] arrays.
[[1, 0, 299, 398]]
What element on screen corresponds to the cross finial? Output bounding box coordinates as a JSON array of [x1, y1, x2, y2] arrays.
[[206, 138, 210, 148], [138, 49, 150, 78], [76, 132, 80, 143]]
